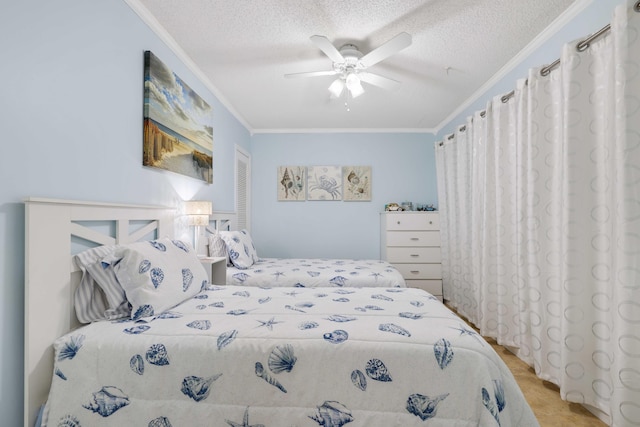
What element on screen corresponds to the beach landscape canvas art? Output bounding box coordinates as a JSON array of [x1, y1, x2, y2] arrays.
[[143, 51, 213, 183]]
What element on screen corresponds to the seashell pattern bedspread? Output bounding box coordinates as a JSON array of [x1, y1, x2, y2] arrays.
[[43, 286, 538, 426], [226, 258, 406, 288]]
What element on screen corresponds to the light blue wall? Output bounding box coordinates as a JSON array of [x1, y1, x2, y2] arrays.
[[0, 1, 249, 425], [437, 0, 626, 139], [250, 133, 438, 259]]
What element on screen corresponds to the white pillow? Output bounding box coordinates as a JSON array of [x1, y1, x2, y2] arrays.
[[74, 245, 129, 323], [106, 238, 209, 320], [220, 229, 259, 269]]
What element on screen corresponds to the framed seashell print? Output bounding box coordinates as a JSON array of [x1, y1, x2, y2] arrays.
[[143, 51, 213, 183], [277, 166, 306, 200], [342, 166, 371, 201]]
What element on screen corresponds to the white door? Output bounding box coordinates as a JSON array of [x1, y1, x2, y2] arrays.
[[235, 146, 250, 231]]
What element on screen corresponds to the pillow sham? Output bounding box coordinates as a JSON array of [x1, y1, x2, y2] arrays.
[[208, 231, 228, 258], [74, 244, 129, 323], [106, 238, 208, 320], [220, 229, 259, 269]]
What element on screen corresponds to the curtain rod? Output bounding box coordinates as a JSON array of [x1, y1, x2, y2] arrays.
[[499, 1, 640, 104], [438, 1, 640, 148]]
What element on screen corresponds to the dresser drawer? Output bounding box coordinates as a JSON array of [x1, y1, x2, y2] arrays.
[[385, 213, 439, 231], [386, 231, 441, 247], [394, 263, 442, 279], [406, 279, 443, 296], [386, 247, 442, 263]]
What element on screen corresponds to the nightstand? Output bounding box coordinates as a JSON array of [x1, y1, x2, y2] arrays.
[[200, 256, 227, 285]]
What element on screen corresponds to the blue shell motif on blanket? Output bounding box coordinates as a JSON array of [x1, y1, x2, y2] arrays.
[[181, 373, 222, 402], [365, 305, 384, 311], [194, 294, 208, 299], [406, 393, 449, 421], [285, 305, 306, 313], [309, 401, 354, 427], [145, 343, 170, 366], [123, 325, 150, 334], [371, 294, 393, 301], [130, 354, 144, 375], [150, 268, 164, 289], [182, 268, 193, 291], [379, 323, 411, 337], [187, 320, 211, 330], [233, 290, 250, 297], [209, 301, 224, 308], [329, 276, 348, 286], [149, 240, 167, 251], [217, 329, 238, 350], [148, 416, 173, 427], [482, 387, 502, 426], [326, 315, 356, 322], [55, 368, 67, 380], [83, 386, 130, 417], [351, 370, 367, 391], [132, 305, 154, 321], [399, 312, 423, 320], [172, 240, 189, 252], [307, 271, 320, 277], [255, 362, 287, 393], [333, 298, 350, 302], [58, 334, 85, 361], [298, 321, 319, 330], [139, 259, 151, 274], [229, 249, 240, 261], [434, 338, 454, 369], [493, 379, 506, 412], [258, 297, 271, 304], [56, 414, 80, 426], [156, 311, 182, 319], [410, 300, 424, 307], [232, 272, 250, 283], [365, 359, 392, 382], [196, 304, 207, 310], [323, 330, 349, 344], [333, 289, 354, 295], [268, 344, 297, 373]]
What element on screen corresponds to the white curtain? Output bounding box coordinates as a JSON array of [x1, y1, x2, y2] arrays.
[[435, 2, 640, 425]]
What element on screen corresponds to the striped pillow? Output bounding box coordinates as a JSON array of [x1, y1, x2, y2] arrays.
[[73, 245, 129, 323]]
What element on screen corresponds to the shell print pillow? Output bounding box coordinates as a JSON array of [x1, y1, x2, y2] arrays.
[[107, 238, 209, 320], [220, 229, 259, 269]]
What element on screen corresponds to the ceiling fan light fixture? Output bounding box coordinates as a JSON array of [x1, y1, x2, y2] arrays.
[[345, 73, 364, 98], [328, 78, 345, 98]]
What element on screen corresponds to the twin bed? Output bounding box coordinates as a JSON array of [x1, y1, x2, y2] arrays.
[[25, 198, 538, 427]]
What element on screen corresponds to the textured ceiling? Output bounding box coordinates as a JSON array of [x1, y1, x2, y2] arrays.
[[130, 0, 578, 133]]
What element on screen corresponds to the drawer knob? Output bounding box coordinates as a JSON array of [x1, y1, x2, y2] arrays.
[[410, 270, 420, 274], [429, 221, 433, 224], [410, 254, 419, 257], [397, 221, 401, 225], [410, 237, 419, 241]]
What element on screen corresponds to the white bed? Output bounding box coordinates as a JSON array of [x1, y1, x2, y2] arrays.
[[205, 227, 407, 288], [24, 198, 539, 427]]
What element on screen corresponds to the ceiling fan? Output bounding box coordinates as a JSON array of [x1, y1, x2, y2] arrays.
[[285, 32, 412, 99]]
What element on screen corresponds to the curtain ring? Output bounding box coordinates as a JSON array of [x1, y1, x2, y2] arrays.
[[540, 66, 551, 77], [635, 0, 640, 12], [577, 40, 589, 52]]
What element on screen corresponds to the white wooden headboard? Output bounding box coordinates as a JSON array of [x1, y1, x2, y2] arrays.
[[24, 198, 177, 427]]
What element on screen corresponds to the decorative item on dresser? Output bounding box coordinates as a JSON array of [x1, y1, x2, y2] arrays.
[[380, 211, 443, 301]]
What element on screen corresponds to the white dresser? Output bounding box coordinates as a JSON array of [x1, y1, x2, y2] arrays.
[[380, 212, 443, 301]]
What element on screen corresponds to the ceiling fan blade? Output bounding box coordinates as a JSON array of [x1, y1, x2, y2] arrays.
[[359, 72, 401, 91], [284, 70, 338, 78], [310, 35, 345, 63], [359, 32, 412, 68]]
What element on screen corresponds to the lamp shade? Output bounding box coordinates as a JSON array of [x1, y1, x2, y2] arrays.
[[184, 200, 212, 215], [184, 200, 212, 226]]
